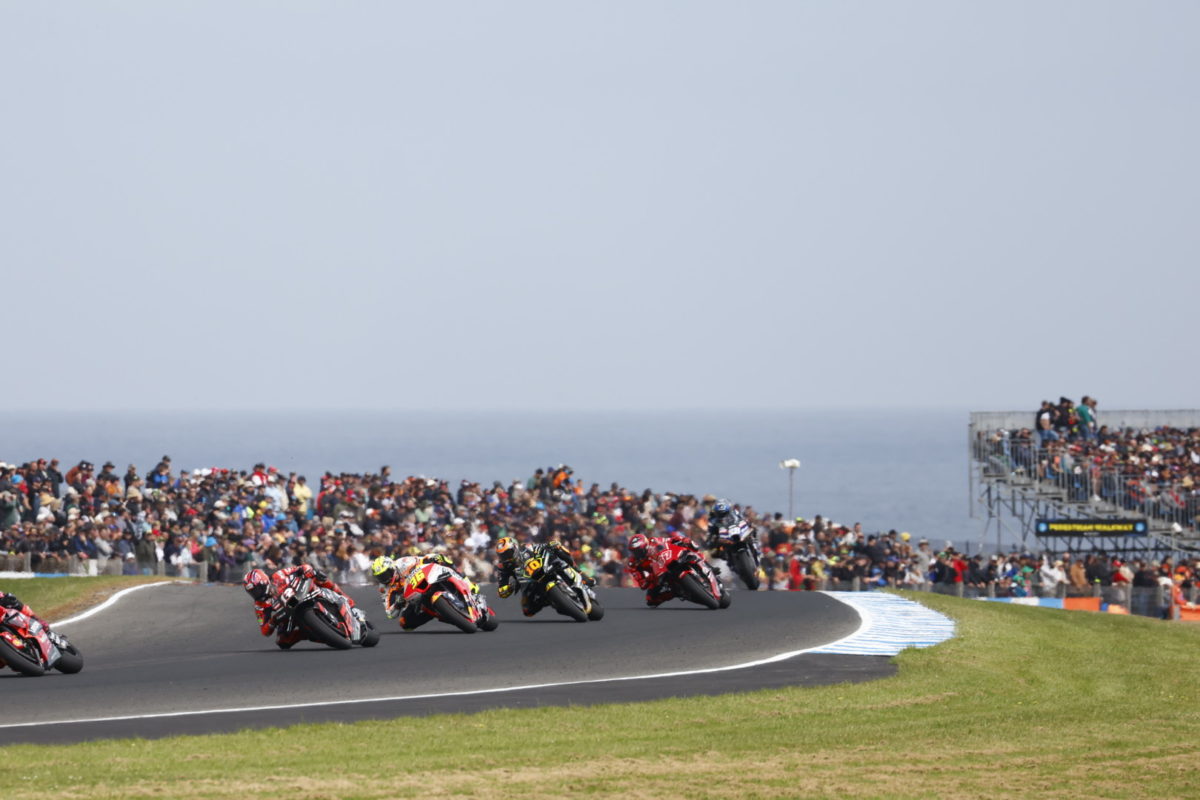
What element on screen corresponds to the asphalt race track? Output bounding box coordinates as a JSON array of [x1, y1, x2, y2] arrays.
[[0, 583, 893, 745]]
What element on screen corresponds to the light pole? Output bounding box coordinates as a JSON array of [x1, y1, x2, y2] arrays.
[[779, 458, 801, 520]]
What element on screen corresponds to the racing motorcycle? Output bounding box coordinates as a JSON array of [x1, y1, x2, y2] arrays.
[[647, 538, 731, 610], [400, 561, 499, 633], [276, 570, 379, 650], [519, 548, 604, 623], [0, 606, 83, 676], [712, 519, 762, 590]]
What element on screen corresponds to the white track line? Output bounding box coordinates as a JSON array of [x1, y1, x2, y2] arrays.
[[1, 591, 946, 732], [52, 581, 181, 627], [2, 592, 873, 729]]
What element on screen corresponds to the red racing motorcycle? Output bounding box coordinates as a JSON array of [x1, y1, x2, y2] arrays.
[[0, 606, 83, 676], [647, 539, 732, 610], [401, 562, 499, 633]]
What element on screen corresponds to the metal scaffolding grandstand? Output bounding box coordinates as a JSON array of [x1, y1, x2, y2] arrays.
[[969, 409, 1200, 557]]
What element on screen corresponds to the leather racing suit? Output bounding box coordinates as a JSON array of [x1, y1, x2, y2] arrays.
[[257, 563, 357, 649], [494, 540, 592, 617], [626, 533, 698, 607], [381, 553, 462, 631], [0, 592, 51, 631]]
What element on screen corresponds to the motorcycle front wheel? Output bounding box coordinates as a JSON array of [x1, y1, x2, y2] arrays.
[[478, 608, 499, 632], [678, 573, 720, 609], [586, 594, 605, 621], [54, 641, 84, 674], [300, 607, 353, 650], [0, 637, 46, 676], [432, 594, 478, 633], [734, 550, 760, 590], [359, 620, 380, 648]]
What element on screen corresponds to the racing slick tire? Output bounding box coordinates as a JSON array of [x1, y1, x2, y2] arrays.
[[300, 607, 353, 650], [679, 573, 721, 610], [0, 637, 46, 676], [734, 550, 760, 590], [547, 583, 588, 622], [586, 596, 605, 621], [360, 622, 380, 648], [432, 594, 479, 633], [479, 609, 500, 632], [53, 641, 84, 674]]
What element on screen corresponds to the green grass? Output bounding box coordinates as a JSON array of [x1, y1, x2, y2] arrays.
[[5, 592, 1200, 799], [0, 576, 176, 622]]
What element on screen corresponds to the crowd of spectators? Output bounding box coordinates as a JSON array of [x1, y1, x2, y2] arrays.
[[977, 396, 1200, 532], [1, 454, 1197, 618]]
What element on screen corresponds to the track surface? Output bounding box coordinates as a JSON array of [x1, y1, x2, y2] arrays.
[[0, 584, 892, 745]]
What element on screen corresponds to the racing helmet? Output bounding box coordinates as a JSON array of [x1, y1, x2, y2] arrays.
[[712, 499, 732, 520], [243, 568, 270, 601], [628, 533, 650, 558], [495, 536, 519, 565], [370, 556, 396, 585]]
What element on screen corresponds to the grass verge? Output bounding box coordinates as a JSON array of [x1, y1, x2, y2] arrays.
[[0, 575, 178, 622], [5, 592, 1200, 799]]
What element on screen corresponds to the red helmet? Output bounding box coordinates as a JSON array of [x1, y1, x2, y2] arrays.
[[243, 568, 270, 601], [628, 533, 649, 557]]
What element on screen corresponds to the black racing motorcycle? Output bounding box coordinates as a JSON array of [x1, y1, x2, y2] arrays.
[[712, 520, 762, 590], [518, 548, 604, 623], [276, 571, 379, 650]]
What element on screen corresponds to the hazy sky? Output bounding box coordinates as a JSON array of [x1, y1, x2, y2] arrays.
[[3, 3, 1197, 412]]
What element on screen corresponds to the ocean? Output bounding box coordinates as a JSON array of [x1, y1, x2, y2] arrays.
[[0, 408, 985, 549]]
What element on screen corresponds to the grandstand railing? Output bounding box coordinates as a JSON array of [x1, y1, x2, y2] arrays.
[[969, 410, 1200, 544]]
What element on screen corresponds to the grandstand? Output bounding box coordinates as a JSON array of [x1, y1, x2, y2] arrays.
[[969, 409, 1200, 557]]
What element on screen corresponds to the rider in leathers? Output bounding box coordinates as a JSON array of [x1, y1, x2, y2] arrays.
[[494, 537, 593, 617], [244, 563, 359, 649], [705, 498, 748, 552], [626, 531, 700, 607], [0, 592, 52, 631], [373, 552, 465, 631]]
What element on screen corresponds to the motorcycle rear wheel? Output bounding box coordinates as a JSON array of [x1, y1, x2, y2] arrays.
[[679, 573, 720, 610], [300, 607, 353, 650], [432, 595, 478, 633], [547, 584, 588, 622], [734, 550, 760, 590], [0, 638, 46, 676], [54, 641, 84, 674]]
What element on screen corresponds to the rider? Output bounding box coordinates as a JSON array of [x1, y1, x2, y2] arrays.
[[0, 591, 52, 631], [705, 498, 747, 551], [370, 552, 463, 631], [243, 568, 304, 649], [243, 563, 359, 649], [626, 531, 700, 607], [493, 536, 593, 617]]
